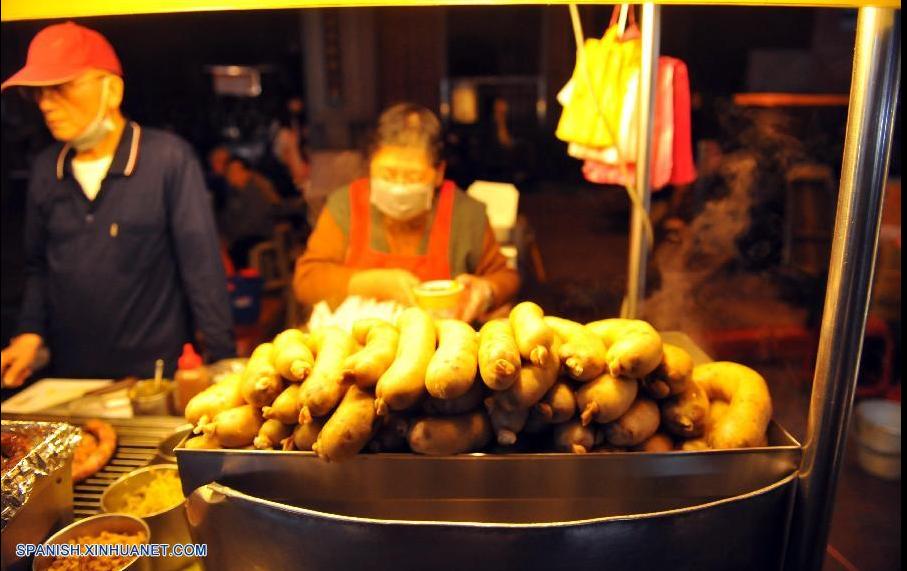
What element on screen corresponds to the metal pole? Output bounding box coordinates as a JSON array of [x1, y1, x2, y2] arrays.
[[787, 8, 900, 571], [623, 3, 660, 318]]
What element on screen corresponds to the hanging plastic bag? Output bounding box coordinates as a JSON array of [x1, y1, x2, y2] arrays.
[[555, 8, 641, 149], [574, 56, 696, 191]]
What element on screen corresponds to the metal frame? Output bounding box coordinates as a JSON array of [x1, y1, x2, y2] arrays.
[[787, 7, 900, 571], [623, 3, 660, 319], [621, 6, 900, 570], [0, 3, 901, 570]]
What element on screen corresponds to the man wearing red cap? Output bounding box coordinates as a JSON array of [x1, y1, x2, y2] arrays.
[[0, 22, 235, 386]]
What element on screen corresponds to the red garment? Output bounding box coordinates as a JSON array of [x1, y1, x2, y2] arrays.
[[344, 178, 454, 281], [2, 21, 123, 91], [581, 56, 696, 190]]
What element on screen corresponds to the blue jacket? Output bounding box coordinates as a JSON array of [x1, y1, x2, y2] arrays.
[[17, 122, 235, 378]]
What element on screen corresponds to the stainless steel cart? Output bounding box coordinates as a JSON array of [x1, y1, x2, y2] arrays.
[[3, 2, 900, 570]]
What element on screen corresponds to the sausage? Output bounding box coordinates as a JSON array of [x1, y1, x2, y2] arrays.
[[693, 362, 772, 449], [241, 343, 285, 408], [575, 373, 638, 426], [272, 329, 315, 382], [72, 420, 117, 483], [603, 397, 661, 447], [297, 326, 356, 422], [262, 383, 301, 425], [185, 373, 244, 428], [183, 433, 221, 450], [544, 316, 607, 381], [509, 302, 554, 366], [407, 411, 491, 455], [485, 398, 529, 445], [425, 319, 479, 399], [282, 419, 325, 451], [534, 380, 577, 424], [201, 404, 263, 448], [477, 319, 521, 390], [253, 419, 294, 450], [368, 414, 410, 453], [660, 378, 710, 439], [375, 308, 436, 414], [553, 420, 603, 454], [641, 343, 693, 399], [313, 385, 377, 462], [491, 337, 561, 411], [343, 319, 399, 388], [422, 380, 486, 416], [586, 319, 663, 379], [632, 432, 675, 452]]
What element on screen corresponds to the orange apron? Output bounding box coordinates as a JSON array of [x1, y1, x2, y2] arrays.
[[345, 178, 455, 281]]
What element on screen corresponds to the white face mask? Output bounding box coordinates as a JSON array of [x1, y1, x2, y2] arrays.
[[71, 76, 116, 152], [370, 177, 434, 221]]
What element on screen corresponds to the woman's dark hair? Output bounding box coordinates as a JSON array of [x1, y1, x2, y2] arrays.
[[369, 103, 443, 166]]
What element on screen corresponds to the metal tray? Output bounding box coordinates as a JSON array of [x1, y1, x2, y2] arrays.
[[175, 421, 798, 523], [174, 332, 801, 570], [175, 332, 799, 523]]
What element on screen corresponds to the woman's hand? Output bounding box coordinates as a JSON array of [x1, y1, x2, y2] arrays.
[[1, 334, 43, 388], [348, 269, 419, 306], [455, 274, 495, 324]]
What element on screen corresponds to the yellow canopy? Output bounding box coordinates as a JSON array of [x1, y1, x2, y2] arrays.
[[1, 0, 899, 23]]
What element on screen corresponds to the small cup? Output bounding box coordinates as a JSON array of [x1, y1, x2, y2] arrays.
[[413, 280, 465, 319], [129, 380, 174, 416]]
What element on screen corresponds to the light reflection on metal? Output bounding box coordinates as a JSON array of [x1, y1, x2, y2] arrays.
[[623, 3, 660, 319], [787, 7, 900, 571], [2, 0, 901, 23]]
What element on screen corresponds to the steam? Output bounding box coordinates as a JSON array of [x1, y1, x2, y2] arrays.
[[643, 152, 757, 335], [642, 106, 811, 347]]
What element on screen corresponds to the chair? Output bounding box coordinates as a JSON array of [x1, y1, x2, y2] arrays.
[[466, 180, 546, 283], [248, 223, 302, 330]]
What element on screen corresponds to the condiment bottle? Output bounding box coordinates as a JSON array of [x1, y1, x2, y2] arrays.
[[173, 343, 210, 415]]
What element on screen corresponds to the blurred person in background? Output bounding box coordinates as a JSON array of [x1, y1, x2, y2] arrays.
[[293, 102, 520, 323], [0, 22, 234, 387], [206, 144, 231, 214], [263, 95, 312, 250], [219, 156, 281, 269], [268, 95, 310, 198]]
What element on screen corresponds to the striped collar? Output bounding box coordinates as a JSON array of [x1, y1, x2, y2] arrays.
[[55, 121, 142, 181]]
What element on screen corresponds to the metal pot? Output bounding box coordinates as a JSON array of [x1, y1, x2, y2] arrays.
[[32, 513, 150, 571], [100, 465, 195, 571]]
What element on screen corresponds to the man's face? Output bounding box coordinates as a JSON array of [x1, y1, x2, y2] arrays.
[[33, 71, 112, 142]]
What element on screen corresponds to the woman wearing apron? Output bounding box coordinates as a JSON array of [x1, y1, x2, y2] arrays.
[[293, 103, 519, 323]]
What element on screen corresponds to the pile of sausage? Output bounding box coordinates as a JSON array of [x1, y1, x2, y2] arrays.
[[182, 303, 773, 462]]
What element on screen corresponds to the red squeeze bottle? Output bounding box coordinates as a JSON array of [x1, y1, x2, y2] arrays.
[[174, 343, 210, 415]]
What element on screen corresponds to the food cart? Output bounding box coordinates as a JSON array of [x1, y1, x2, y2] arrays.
[[0, 1, 899, 570]]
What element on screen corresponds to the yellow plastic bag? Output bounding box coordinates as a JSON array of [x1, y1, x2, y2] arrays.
[[555, 24, 641, 148]]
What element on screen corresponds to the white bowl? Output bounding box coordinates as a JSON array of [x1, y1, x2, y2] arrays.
[[854, 399, 900, 480], [855, 399, 901, 454]]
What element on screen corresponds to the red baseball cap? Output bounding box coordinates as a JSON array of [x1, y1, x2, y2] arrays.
[[1, 21, 122, 92]]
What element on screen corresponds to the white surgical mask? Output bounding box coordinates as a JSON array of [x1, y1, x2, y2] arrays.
[[370, 177, 434, 221], [71, 76, 116, 152]]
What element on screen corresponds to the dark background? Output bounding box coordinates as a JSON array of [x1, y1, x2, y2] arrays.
[[1, 5, 896, 348]]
